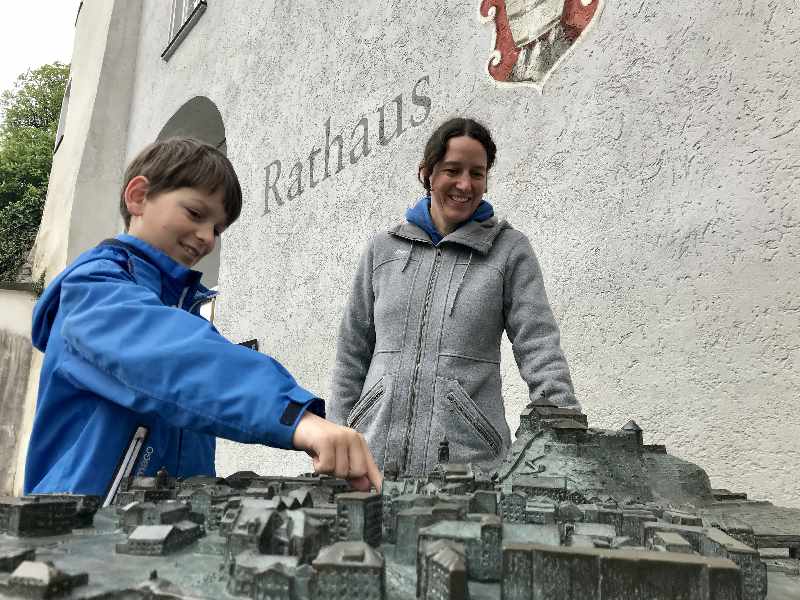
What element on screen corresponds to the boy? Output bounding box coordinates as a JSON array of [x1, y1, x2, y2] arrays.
[[25, 137, 380, 497]]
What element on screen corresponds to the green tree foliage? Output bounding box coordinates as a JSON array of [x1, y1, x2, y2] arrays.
[[0, 62, 70, 281]]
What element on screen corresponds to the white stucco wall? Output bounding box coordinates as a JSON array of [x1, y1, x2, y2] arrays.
[[0, 289, 36, 339], [87, 0, 800, 507], [0, 287, 36, 495]]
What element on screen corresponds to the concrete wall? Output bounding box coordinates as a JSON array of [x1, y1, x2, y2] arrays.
[[32, 0, 142, 282], [0, 288, 36, 494], [46, 0, 800, 507]]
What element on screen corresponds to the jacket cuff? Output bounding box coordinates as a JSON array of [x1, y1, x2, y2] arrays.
[[269, 390, 326, 449]]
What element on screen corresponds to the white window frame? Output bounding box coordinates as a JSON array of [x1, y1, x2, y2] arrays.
[[162, 0, 207, 61], [54, 79, 71, 154]]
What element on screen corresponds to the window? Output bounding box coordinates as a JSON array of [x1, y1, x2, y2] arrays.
[[162, 0, 207, 61], [53, 79, 71, 154]]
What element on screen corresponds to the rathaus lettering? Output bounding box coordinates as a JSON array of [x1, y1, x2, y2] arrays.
[[263, 75, 433, 214]]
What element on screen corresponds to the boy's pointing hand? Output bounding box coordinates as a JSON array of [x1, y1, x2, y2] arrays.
[[292, 412, 383, 494]]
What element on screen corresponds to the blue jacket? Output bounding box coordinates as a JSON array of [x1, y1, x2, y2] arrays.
[[25, 234, 322, 496]]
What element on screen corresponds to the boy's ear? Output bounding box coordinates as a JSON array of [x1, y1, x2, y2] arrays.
[[124, 176, 150, 218]]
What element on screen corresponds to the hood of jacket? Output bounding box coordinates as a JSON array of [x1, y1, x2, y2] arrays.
[[404, 195, 495, 246], [390, 212, 512, 255], [32, 234, 207, 352]]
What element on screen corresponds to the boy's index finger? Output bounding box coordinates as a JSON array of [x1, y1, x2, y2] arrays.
[[369, 462, 383, 494], [361, 436, 383, 494]]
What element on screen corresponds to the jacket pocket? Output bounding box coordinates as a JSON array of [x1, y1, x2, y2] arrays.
[[347, 377, 384, 429], [444, 379, 503, 457]]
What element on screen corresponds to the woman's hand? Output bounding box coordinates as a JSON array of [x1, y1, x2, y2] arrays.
[[292, 412, 382, 493]]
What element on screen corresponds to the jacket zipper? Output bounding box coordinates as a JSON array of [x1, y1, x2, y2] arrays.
[[401, 247, 442, 471], [446, 391, 501, 455], [189, 290, 217, 313], [348, 385, 384, 429]]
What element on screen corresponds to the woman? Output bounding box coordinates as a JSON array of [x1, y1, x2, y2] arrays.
[[331, 117, 577, 478]]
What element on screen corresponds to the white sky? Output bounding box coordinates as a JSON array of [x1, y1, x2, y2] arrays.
[[0, 0, 80, 97]]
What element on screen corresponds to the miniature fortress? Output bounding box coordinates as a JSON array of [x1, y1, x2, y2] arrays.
[[1, 400, 798, 599]]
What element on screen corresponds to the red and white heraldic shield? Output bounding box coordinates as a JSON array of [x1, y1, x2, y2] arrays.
[[480, 0, 603, 88]]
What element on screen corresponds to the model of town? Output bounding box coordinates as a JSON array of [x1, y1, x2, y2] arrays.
[[1, 398, 798, 599]]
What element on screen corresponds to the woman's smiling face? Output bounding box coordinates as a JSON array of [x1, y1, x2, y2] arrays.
[[426, 135, 488, 236]]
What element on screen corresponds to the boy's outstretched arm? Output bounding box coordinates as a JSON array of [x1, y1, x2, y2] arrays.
[[292, 412, 383, 493]]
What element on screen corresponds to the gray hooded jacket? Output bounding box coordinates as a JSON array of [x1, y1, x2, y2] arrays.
[[330, 216, 577, 477]]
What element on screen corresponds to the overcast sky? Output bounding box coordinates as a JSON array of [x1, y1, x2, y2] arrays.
[[0, 0, 80, 97]]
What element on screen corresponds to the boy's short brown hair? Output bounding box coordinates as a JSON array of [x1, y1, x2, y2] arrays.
[[120, 137, 242, 229]]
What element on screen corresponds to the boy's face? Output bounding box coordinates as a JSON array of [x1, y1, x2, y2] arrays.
[[126, 177, 227, 268]]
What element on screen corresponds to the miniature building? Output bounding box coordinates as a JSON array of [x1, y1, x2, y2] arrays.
[[663, 509, 704, 527], [517, 396, 590, 436], [511, 475, 577, 503], [276, 495, 302, 510], [135, 570, 185, 597], [383, 493, 435, 544], [218, 498, 244, 535], [621, 419, 644, 447], [438, 437, 450, 464], [567, 522, 617, 548], [0, 560, 88, 598], [116, 521, 204, 556], [0, 496, 76, 537], [206, 501, 233, 532], [469, 489, 498, 514], [417, 539, 467, 600], [502, 544, 744, 600], [253, 561, 305, 600], [180, 485, 236, 521], [501, 492, 528, 523], [312, 541, 384, 599], [277, 510, 330, 564], [118, 500, 191, 533], [643, 522, 767, 599], [395, 504, 464, 565], [427, 461, 483, 493], [225, 500, 282, 563], [419, 516, 561, 582], [227, 551, 298, 598], [335, 492, 382, 547], [0, 547, 35, 573], [286, 487, 314, 508], [178, 475, 226, 490], [29, 494, 101, 529], [619, 508, 658, 543], [302, 505, 337, 530], [243, 485, 276, 500], [651, 531, 694, 554], [224, 471, 260, 490], [525, 497, 557, 525], [115, 473, 177, 505]]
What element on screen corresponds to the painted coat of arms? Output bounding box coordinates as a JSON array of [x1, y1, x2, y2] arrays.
[[480, 0, 603, 89]]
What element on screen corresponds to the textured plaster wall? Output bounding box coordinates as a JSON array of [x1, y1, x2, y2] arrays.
[[33, 1, 112, 280], [0, 289, 36, 495], [0, 330, 32, 495], [33, 0, 142, 279], [120, 0, 799, 507]]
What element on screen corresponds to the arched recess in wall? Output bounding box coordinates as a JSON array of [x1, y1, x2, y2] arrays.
[[157, 96, 227, 288]]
